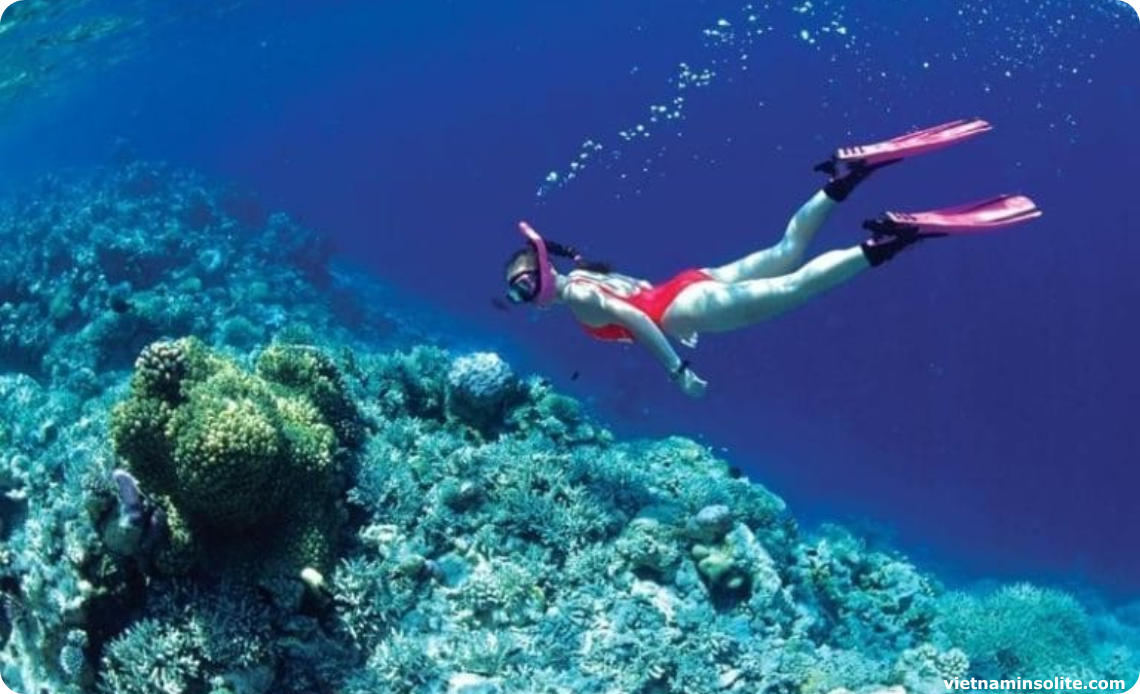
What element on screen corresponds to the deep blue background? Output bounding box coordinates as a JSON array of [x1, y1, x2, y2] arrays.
[[1, 0, 1137, 596]]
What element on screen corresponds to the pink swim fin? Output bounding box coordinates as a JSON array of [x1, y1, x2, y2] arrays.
[[864, 194, 1043, 235], [831, 118, 994, 167]]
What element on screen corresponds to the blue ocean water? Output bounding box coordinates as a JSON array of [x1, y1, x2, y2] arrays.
[[0, 0, 1136, 608]]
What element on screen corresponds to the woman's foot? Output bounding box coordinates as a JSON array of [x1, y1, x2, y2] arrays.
[[815, 158, 901, 202], [859, 219, 942, 266]]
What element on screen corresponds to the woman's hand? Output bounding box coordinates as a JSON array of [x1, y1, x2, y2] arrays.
[[677, 368, 708, 398]]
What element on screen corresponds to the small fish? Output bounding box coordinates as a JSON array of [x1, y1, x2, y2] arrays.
[[490, 296, 511, 312], [570, 371, 580, 381], [109, 296, 132, 314]]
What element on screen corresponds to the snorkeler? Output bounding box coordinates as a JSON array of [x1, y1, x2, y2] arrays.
[[505, 119, 1041, 398]]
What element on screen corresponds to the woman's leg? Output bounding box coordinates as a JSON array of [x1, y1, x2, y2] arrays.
[[706, 190, 838, 283], [667, 246, 871, 334]]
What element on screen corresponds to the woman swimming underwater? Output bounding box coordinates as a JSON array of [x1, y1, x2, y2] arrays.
[[505, 119, 1041, 398]]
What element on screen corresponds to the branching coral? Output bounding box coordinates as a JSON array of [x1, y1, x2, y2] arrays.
[[96, 581, 278, 694], [341, 630, 441, 694], [936, 584, 1095, 679]]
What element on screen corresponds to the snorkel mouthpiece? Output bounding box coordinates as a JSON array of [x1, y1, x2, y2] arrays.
[[517, 221, 557, 307]]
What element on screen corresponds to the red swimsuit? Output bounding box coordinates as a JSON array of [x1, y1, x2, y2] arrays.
[[571, 269, 714, 342]]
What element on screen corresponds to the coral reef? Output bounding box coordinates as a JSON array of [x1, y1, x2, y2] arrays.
[[0, 164, 1136, 694], [0, 163, 422, 694], [0, 162, 407, 395]]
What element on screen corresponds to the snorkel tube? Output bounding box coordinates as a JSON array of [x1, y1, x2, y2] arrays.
[[518, 221, 557, 307]]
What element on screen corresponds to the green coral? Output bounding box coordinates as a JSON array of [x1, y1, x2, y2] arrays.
[[110, 337, 361, 575], [255, 343, 366, 449], [691, 524, 782, 605], [130, 338, 193, 403], [693, 541, 739, 586]]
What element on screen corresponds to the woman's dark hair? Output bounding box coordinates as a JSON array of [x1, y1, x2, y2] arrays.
[[505, 240, 612, 275], [504, 247, 536, 273], [548, 240, 614, 274]]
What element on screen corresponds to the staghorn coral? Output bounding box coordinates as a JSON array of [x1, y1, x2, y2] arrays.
[[935, 583, 1096, 679], [96, 580, 281, 694], [341, 629, 441, 694], [506, 377, 612, 445], [97, 618, 204, 694]]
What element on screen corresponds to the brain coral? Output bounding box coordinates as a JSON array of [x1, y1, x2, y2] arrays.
[[445, 352, 521, 433]]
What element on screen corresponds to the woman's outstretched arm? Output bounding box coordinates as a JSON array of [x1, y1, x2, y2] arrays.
[[563, 281, 707, 396], [603, 300, 708, 397]]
